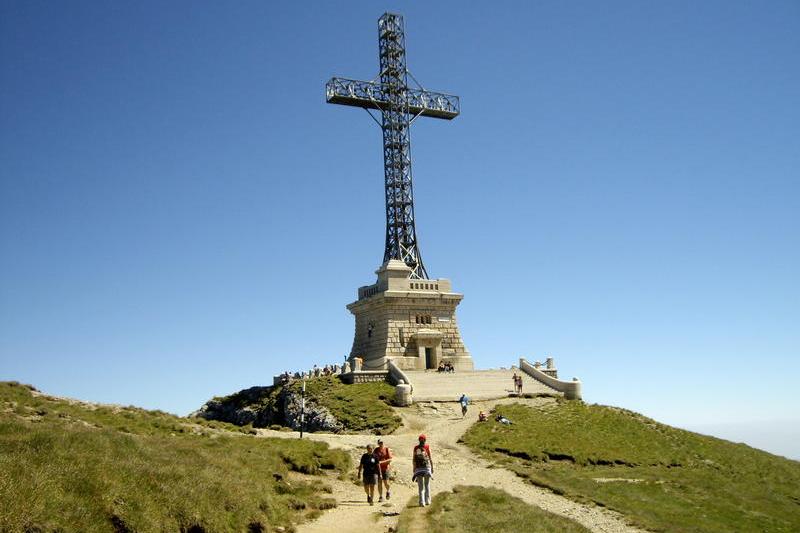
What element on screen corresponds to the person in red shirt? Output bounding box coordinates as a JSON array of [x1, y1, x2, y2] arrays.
[[373, 438, 393, 501], [412, 434, 433, 506]]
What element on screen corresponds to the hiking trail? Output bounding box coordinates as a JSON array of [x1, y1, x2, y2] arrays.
[[259, 397, 645, 533]]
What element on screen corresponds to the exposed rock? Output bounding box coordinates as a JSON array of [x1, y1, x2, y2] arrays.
[[192, 386, 345, 433], [191, 386, 274, 426], [283, 390, 344, 433]]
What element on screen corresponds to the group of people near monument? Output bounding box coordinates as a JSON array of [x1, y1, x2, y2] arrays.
[[357, 434, 434, 507], [278, 363, 343, 384], [436, 361, 455, 372], [355, 402, 521, 508]]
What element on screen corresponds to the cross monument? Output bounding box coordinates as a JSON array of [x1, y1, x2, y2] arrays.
[[327, 13, 473, 372], [326, 12, 459, 280]]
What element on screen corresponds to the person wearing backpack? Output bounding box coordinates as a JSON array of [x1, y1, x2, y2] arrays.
[[412, 434, 433, 506]]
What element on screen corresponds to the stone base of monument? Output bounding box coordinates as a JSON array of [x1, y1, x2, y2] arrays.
[[346, 259, 474, 372]]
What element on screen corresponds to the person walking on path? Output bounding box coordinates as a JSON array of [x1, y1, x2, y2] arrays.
[[512, 372, 519, 394], [412, 434, 434, 506], [373, 439, 393, 502], [357, 444, 378, 505], [459, 393, 469, 418]]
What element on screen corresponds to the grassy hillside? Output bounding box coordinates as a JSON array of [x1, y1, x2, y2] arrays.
[[0, 382, 350, 533], [294, 376, 401, 433], [207, 376, 402, 434], [462, 400, 800, 532], [396, 485, 590, 533]]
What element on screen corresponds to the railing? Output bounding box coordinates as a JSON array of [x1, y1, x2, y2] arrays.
[[408, 281, 439, 291], [326, 78, 460, 120], [358, 283, 380, 299], [358, 280, 445, 300]]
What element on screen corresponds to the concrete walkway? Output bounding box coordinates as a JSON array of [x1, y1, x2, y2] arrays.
[[403, 368, 558, 401]]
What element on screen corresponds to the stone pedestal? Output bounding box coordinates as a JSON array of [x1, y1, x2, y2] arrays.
[[394, 380, 413, 406], [346, 260, 473, 371]]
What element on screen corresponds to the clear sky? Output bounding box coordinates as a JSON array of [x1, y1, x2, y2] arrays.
[[2, 2, 798, 458]]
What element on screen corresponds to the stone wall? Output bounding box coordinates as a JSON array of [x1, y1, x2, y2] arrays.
[[350, 296, 469, 360]]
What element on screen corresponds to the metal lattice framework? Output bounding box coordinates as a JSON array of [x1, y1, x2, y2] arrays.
[[326, 12, 460, 279]]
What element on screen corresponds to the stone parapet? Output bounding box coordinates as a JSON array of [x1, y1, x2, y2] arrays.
[[339, 370, 389, 384], [387, 359, 411, 386], [519, 358, 582, 400]]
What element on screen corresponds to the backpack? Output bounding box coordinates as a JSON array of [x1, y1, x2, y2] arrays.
[[413, 446, 430, 470]]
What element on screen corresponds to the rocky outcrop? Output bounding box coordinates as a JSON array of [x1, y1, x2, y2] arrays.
[[191, 386, 274, 426], [282, 391, 344, 433], [192, 385, 344, 433]]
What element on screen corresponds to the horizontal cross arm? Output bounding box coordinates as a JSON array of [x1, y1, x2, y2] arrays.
[[326, 77, 460, 120]]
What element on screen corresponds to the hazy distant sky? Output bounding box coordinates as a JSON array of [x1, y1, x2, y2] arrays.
[[1, 2, 798, 458]]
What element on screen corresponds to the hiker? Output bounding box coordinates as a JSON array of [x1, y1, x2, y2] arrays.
[[357, 444, 378, 505], [373, 438, 393, 501], [478, 410, 488, 422], [437, 361, 445, 372], [412, 434, 433, 506], [495, 414, 513, 425], [459, 393, 469, 418], [517, 374, 523, 395], [512, 372, 518, 393]]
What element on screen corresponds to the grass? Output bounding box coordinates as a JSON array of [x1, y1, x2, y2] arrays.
[[210, 376, 402, 434], [288, 376, 401, 434], [395, 485, 589, 533], [461, 400, 800, 532], [0, 381, 350, 532]]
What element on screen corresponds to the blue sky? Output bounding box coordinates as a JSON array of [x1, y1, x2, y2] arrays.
[[1, 2, 798, 457]]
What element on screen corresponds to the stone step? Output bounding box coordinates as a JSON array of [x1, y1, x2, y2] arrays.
[[403, 368, 559, 401]]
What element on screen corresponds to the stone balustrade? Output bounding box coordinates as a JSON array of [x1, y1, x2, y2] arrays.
[[519, 357, 582, 400], [339, 370, 389, 384], [356, 270, 453, 301]]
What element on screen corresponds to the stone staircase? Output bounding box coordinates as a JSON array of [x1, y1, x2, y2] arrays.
[[403, 368, 559, 402]]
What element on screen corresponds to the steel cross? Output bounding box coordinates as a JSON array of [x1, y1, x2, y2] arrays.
[[326, 12, 460, 280]]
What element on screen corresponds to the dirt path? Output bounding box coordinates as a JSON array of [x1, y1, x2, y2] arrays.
[[259, 398, 646, 533]]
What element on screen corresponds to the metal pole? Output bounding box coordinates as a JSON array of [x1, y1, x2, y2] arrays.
[[299, 379, 306, 439]]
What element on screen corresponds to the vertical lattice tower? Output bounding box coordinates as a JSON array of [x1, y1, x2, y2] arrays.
[[326, 13, 460, 279], [378, 13, 426, 279]]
